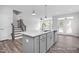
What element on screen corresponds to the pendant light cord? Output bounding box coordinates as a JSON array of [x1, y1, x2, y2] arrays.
[[45, 5, 47, 18]]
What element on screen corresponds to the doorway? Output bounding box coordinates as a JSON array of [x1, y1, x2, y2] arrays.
[[13, 10, 21, 25]]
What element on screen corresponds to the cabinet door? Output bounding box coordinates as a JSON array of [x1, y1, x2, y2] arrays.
[[51, 31, 54, 46], [40, 34, 46, 53], [47, 32, 51, 50], [22, 35, 34, 53], [34, 36, 40, 53], [47, 32, 53, 50]]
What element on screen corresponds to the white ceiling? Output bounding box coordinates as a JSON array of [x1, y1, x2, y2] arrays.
[[8, 5, 79, 17]]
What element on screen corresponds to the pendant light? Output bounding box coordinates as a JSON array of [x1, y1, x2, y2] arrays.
[[40, 17, 43, 20], [32, 10, 36, 16]]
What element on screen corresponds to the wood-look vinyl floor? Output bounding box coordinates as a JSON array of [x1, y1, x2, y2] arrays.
[[0, 39, 23, 53], [0, 35, 79, 53], [48, 35, 79, 53]]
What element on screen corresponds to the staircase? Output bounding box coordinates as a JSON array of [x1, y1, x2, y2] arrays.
[[11, 19, 26, 41], [14, 25, 23, 39]]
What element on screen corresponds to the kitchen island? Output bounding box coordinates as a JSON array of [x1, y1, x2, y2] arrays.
[[21, 30, 58, 53]]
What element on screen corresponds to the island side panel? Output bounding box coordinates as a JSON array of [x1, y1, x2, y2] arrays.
[[22, 35, 34, 53], [34, 36, 40, 53]]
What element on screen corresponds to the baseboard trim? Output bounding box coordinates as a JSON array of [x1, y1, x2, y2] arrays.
[[58, 33, 79, 38]]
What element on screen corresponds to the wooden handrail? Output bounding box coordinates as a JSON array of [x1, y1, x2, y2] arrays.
[[11, 23, 15, 41], [17, 19, 26, 31]]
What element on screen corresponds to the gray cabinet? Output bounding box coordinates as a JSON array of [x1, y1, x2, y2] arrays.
[[47, 32, 54, 50], [22, 35, 40, 53], [22, 30, 57, 53], [47, 32, 51, 50], [22, 35, 34, 53], [34, 36, 40, 53], [40, 34, 46, 53], [51, 31, 54, 46]]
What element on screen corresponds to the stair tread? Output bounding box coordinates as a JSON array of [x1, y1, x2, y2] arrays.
[[14, 26, 18, 27], [14, 29, 21, 31], [14, 28, 21, 29], [11, 24, 24, 40], [14, 32, 22, 33], [15, 36, 23, 39], [14, 31, 22, 32], [14, 32, 21, 33], [15, 34, 23, 36], [14, 27, 19, 28]]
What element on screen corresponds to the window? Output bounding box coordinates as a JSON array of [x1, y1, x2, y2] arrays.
[[58, 16, 73, 34], [66, 16, 73, 33], [58, 17, 65, 33]]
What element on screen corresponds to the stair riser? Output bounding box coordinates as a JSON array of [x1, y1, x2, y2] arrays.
[[14, 31, 22, 32]]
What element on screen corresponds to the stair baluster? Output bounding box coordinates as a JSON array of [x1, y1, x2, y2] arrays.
[[11, 23, 15, 41]]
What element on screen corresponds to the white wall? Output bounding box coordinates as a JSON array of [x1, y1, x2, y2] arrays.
[[19, 13, 54, 31], [20, 13, 41, 31], [9, 6, 43, 31], [0, 6, 42, 40], [0, 6, 13, 40], [0, 5, 43, 40], [57, 12, 79, 37]]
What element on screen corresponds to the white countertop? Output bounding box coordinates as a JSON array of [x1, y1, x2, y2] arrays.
[[20, 29, 56, 37]]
